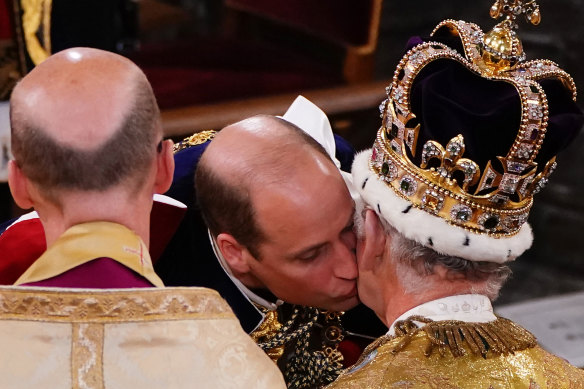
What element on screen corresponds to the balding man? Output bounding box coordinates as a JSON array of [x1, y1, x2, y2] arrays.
[[198, 115, 358, 312], [2, 48, 287, 389], [182, 112, 364, 387], [8, 47, 174, 287]]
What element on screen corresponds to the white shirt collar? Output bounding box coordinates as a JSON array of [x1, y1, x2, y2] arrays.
[[209, 230, 283, 312], [387, 294, 496, 336]]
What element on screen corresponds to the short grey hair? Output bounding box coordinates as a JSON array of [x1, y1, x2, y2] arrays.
[[356, 208, 511, 300]]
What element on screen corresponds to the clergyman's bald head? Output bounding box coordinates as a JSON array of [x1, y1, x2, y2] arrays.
[[196, 115, 335, 255], [10, 47, 161, 197]]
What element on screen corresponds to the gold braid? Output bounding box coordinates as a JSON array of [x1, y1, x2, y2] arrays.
[[251, 305, 346, 388]]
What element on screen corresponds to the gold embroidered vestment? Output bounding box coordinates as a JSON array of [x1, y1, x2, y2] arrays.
[[327, 318, 584, 389]]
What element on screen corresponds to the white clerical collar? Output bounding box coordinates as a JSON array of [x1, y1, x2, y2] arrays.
[[209, 230, 283, 313], [387, 294, 496, 336]]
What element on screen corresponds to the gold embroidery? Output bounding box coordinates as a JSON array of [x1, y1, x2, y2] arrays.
[[173, 130, 216, 153], [0, 287, 235, 323], [21, 0, 52, 65], [328, 318, 584, 388], [250, 309, 285, 362], [72, 323, 104, 389]]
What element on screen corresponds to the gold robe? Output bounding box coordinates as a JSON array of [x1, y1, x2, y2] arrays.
[[0, 286, 286, 389], [327, 316, 584, 388]]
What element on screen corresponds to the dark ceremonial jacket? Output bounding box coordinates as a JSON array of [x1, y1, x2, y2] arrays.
[[155, 133, 387, 389]]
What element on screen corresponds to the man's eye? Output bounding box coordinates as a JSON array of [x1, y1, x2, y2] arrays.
[[297, 249, 321, 262]]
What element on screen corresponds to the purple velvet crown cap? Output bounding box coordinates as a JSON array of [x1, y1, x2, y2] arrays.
[[401, 34, 584, 185]]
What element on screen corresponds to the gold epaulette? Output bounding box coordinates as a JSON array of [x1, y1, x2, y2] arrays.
[[358, 316, 536, 365], [173, 130, 216, 153]]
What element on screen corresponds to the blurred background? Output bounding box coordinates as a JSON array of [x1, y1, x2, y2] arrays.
[[1, 0, 583, 307]]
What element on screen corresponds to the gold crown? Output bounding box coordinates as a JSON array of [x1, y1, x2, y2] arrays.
[[372, 1, 577, 237]]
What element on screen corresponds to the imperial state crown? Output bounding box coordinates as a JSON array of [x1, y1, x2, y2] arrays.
[[354, 0, 584, 262]]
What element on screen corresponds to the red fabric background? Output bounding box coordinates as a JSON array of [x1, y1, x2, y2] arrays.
[[226, 0, 374, 46], [0, 0, 13, 39]]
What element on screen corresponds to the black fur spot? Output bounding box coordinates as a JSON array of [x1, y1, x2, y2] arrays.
[[362, 178, 369, 189], [507, 250, 512, 258], [427, 237, 434, 246], [463, 236, 470, 246], [377, 203, 381, 214], [402, 205, 412, 214]]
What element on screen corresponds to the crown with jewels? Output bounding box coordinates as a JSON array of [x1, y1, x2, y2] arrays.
[[355, 1, 584, 262]]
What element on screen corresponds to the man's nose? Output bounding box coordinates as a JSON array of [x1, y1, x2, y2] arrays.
[[333, 237, 358, 280]]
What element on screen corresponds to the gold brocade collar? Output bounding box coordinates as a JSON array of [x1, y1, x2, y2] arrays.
[[351, 316, 537, 370], [14, 221, 164, 287]]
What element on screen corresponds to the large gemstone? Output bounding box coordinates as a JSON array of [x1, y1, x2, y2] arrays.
[[450, 204, 472, 223], [399, 176, 416, 196], [456, 210, 470, 221], [483, 215, 499, 230], [390, 123, 399, 139], [382, 162, 390, 175], [422, 191, 443, 212]]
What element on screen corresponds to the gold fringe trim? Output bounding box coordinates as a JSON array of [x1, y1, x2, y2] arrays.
[[391, 316, 537, 358]]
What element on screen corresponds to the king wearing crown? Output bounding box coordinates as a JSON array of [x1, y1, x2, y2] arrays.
[[327, 1, 584, 387]]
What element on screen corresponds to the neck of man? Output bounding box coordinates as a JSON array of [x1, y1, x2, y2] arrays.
[[382, 275, 479, 328], [38, 188, 153, 248]]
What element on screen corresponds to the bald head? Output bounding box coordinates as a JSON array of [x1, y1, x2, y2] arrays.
[[10, 48, 161, 197], [196, 115, 339, 256], [12, 48, 143, 149], [205, 115, 332, 184]]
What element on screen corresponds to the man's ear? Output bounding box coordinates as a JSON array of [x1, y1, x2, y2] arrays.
[[216, 233, 253, 275], [358, 210, 387, 272], [154, 139, 174, 194], [8, 160, 34, 210]]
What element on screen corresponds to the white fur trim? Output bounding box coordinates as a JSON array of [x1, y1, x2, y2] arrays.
[[352, 150, 533, 263]]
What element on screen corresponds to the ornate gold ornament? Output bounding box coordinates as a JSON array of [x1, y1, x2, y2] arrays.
[[250, 308, 285, 362], [372, 1, 577, 237], [353, 316, 536, 367], [21, 0, 52, 65], [173, 130, 216, 153]]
